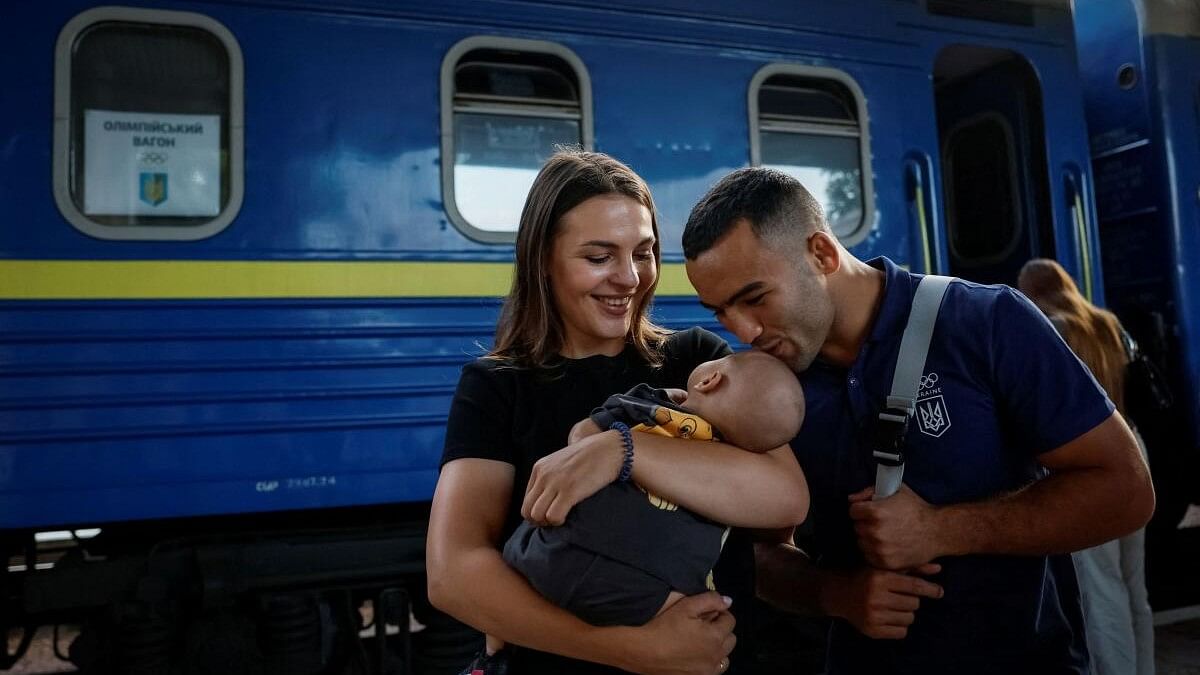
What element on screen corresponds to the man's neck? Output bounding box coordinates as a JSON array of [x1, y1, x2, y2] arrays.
[[820, 258, 886, 368]]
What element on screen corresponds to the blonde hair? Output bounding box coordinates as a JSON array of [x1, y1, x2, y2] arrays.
[[1018, 258, 1128, 415], [489, 150, 669, 368]]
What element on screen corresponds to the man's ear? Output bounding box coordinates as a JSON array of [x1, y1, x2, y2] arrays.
[[808, 231, 842, 276], [693, 370, 724, 393]]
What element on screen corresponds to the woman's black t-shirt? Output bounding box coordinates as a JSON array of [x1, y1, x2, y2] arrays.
[[441, 327, 759, 674]]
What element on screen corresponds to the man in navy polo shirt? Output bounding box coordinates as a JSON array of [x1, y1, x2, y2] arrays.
[[681, 168, 1155, 674]]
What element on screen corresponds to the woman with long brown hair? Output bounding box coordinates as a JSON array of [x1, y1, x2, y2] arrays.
[[1018, 259, 1128, 412], [1018, 258, 1154, 675], [427, 150, 809, 675]]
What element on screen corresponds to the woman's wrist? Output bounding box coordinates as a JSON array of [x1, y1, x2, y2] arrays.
[[584, 429, 628, 483], [585, 625, 646, 671], [610, 421, 635, 482]]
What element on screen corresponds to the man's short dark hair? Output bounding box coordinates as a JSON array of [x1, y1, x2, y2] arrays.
[[682, 167, 827, 260]]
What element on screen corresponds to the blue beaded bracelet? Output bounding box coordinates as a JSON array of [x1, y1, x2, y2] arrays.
[[610, 421, 634, 482]]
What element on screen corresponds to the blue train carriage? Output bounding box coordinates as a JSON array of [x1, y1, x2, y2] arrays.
[[0, 1, 1100, 672], [1074, 0, 1200, 608]]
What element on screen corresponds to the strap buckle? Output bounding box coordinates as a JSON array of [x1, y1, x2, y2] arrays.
[[872, 407, 909, 467]]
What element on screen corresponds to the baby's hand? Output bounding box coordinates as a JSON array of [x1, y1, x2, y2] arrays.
[[568, 417, 603, 444], [663, 388, 688, 405]]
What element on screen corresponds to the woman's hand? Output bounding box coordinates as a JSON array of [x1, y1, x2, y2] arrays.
[[621, 593, 736, 675], [522, 430, 624, 526]]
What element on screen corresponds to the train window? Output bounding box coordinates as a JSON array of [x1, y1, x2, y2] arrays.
[[942, 112, 1021, 265], [52, 7, 244, 241], [750, 65, 873, 245], [441, 37, 593, 243]]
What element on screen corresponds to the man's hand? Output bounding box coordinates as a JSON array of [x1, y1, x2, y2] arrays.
[[822, 564, 944, 640], [848, 484, 943, 570], [622, 593, 736, 675], [522, 431, 623, 526]]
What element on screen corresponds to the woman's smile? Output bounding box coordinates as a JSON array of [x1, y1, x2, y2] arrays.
[[596, 294, 633, 314]]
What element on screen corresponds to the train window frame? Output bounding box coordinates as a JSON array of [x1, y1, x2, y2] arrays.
[[941, 110, 1023, 266], [748, 63, 874, 246], [440, 36, 594, 244], [52, 6, 245, 241]]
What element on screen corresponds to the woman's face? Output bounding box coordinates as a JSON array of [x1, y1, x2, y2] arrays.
[[548, 194, 657, 358]]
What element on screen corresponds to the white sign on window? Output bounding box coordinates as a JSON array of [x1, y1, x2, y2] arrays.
[[83, 109, 221, 217]]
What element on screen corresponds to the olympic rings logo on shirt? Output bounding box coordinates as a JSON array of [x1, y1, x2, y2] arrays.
[[919, 373, 939, 390]]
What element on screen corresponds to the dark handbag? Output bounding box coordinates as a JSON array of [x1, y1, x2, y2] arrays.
[[1122, 329, 1172, 423]]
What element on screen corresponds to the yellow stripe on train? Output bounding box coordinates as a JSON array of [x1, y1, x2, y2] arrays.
[[0, 260, 699, 299]]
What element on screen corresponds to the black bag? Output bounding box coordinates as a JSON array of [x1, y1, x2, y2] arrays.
[[1122, 329, 1172, 424]]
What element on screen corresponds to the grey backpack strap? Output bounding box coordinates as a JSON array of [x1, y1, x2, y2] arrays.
[[873, 275, 954, 500]]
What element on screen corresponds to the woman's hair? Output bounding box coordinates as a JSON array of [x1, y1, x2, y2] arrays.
[[1018, 258, 1128, 414], [489, 149, 669, 368]]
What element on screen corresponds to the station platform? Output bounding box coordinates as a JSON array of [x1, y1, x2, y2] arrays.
[[7, 614, 1200, 674]]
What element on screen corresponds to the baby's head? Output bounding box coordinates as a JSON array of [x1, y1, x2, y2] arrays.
[[684, 351, 805, 452]]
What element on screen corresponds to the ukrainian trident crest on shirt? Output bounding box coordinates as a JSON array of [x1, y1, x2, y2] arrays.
[[915, 372, 951, 437]]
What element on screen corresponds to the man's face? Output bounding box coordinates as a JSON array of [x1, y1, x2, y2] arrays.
[[686, 220, 834, 372]]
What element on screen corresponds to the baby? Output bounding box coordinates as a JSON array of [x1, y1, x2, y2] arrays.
[[461, 350, 805, 674]]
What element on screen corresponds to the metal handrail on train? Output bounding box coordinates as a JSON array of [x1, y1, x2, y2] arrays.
[[1066, 171, 1094, 302], [907, 159, 935, 275]]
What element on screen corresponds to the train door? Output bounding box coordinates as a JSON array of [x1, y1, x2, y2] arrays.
[[933, 45, 1055, 286]]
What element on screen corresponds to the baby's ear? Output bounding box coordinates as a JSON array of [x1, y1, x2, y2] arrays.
[[692, 370, 723, 393]]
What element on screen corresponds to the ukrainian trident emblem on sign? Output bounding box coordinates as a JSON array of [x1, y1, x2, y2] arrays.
[[139, 172, 168, 207], [915, 372, 951, 437]]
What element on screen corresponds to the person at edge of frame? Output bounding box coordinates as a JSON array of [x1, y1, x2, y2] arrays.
[[676, 166, 1155, 675], [1019, 257, 1155, 675], [426, 151, 810, 675]]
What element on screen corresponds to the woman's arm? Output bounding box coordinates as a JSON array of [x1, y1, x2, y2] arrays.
[[427, 457, 737, 675], [522, 431, 809, 529]]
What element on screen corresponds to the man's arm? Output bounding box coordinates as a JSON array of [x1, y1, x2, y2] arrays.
[[850, 412, 1155, 570]]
